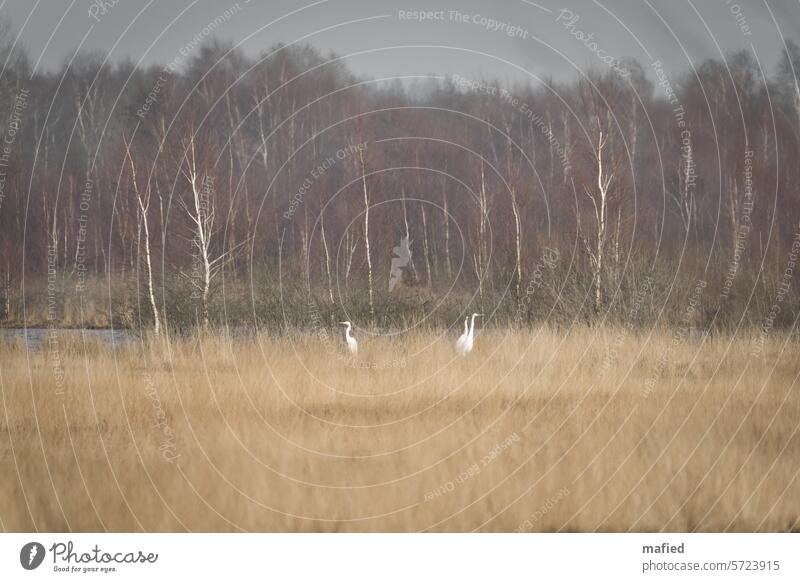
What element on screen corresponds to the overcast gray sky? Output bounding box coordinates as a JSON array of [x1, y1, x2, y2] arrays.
[[2, 0, 798, 84]]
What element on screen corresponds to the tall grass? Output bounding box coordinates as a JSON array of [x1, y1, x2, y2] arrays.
[[1, 327, 798, 532]]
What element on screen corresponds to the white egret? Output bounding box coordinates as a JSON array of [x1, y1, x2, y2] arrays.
[[339, 321, 358, 354], [455, 316, 469, 353], [456, 313, 481, 356]]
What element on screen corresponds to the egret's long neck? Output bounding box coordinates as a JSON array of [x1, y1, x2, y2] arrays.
[[345, 324, 352, 340], [469, 315, 477, 337]]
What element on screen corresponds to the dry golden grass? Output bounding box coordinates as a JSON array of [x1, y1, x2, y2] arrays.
[[1, 326, 799, 532]]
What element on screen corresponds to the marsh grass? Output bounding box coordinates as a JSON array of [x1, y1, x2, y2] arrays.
[[1, 326, 798, 532]]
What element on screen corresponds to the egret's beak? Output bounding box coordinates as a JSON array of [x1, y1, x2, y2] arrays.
[[338, 321, 348, 325]]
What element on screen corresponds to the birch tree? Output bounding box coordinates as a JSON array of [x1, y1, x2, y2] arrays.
[[583, 131, 614, 312], [358, 144, 374, 322], [123, 135, 161, 336], [180, 131, 246, 327]]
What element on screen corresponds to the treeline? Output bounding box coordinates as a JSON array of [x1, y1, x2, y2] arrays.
[[1, 19, 799, 332]]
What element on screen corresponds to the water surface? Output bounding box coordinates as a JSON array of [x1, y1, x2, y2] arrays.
[[0, 328, 138, 351]]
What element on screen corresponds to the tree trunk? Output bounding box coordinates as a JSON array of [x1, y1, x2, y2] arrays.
[[441, 171, 452, 280], [139, 197, 161, 336], [505, 134, 523, 299], [358, 147, 374, 322], [401, 187, 417, 280], [511, 189, 523, 299], [477, 162, 488, 309], [124, 136, 161, 336], [592, 132, 610, 312], [320, 212, 334, 304], [420, 201, 432, 287]]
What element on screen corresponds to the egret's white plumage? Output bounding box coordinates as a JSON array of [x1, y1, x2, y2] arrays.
[[456, 316, 469, 353], [456, 313, 481, 356], [339, 321, 358, 354]]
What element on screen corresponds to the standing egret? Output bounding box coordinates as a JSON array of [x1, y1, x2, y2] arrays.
[[456, 313, 481, 356], [456, 316, 469, 353], [339, 321, 358, 354]]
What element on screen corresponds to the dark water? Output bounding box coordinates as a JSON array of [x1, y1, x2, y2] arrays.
[[0, 328, 138, 351]]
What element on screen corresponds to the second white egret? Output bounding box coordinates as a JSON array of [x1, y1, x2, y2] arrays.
[[456, 313, 481, 356], [339, 321, 358, 354]]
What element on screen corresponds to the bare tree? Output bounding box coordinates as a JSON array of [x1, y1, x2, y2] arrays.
[[669, 133, 696, 237], [179, 131, 245, 327], [358, 145, 374, 322], [123, 135, 161, 336], [400, 186, 418, 281], [320, 211, 334, 304], [441, 167, 452, 280], [504, 128, 523, 299], [583, 132, 614, 312], [472, 161, 490, 309]]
